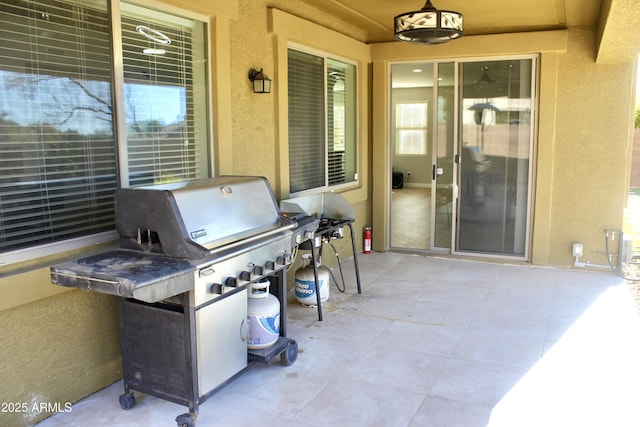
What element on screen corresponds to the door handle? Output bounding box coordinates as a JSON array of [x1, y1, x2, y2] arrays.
[[432, 165, 444, 180]]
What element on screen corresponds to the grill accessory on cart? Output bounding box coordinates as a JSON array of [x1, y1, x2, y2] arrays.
[[50, 176, 318, 427]]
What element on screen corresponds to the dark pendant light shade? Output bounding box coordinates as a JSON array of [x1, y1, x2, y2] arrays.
[[394, 0, 464, 44]]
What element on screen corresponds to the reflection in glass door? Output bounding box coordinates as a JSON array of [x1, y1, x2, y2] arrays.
[[456, 58, 535, 257]]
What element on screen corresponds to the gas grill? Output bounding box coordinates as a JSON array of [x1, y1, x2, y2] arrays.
[[50, 176, 318, 427]]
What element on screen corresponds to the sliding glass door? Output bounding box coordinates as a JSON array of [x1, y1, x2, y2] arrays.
[[456, 58, 535, 257], [389, 57, 536, 259]]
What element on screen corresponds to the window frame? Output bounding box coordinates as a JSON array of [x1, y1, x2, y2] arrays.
[[0, 0, 213, 267], [287, 43, 359, 197]]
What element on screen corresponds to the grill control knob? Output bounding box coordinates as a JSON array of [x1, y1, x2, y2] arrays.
[[276, 255, 286, 265], [210, 283, 223, 294], [265, 261, 275, 270], [240, 271, 252, 281], [226, 277, 238, 287]]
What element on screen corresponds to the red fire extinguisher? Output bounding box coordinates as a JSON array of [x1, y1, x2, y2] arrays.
[[363, 226, 372, 254]]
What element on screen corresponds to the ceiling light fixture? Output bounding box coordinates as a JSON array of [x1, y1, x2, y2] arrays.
[[394, 0, 463, 45]]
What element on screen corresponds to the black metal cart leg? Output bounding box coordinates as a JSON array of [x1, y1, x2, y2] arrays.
[[309, 244, 323, 321], [274, 269, 288, 337], [346, 223, 362, 294]]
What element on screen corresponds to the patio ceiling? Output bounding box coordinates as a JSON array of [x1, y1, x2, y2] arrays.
[[295, 0, 640, 63]]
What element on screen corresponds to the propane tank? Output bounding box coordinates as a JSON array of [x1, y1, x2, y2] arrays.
[[295, 254, 329, 306], [247, 279, 280, 349], [363, 226, 372, 254]]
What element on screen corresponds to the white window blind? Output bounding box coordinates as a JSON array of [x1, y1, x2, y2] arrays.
[[120, 3, 209, 186], [0, 0, 116, 253], [288, 48, 358, 194], [327, 58, 357, 187], [396, 103, 428, 155], [288, 49, 325, 194]]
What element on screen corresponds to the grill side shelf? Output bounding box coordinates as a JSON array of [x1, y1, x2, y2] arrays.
[[50, 250, 196, 303]]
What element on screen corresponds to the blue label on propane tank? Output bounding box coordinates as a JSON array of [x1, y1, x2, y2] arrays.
[[248, 314, 280, 344], [295, 279, 317, 298]]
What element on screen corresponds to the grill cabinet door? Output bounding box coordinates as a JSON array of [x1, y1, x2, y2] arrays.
[[196, 289, 248, 394]]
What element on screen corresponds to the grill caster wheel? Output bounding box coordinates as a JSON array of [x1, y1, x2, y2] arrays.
[[175, 413, 195, 427], [280, 339, 298, 366], [119, 393, 135, 410]]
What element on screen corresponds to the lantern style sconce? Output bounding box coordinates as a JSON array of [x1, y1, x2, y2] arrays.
[[248, 68, 272, 94]]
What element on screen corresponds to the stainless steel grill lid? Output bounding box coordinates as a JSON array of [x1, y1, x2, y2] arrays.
[[115, 176, 285, 259]]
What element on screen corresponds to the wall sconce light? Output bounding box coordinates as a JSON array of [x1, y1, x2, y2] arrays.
[[248, 68, 272, 94]]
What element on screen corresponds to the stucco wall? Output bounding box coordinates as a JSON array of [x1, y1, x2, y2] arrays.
[[631, 129, 640, 187], [542, 27, 635, 266], [0, 291, 121, 427]]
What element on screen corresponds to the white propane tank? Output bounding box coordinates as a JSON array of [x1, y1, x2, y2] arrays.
[[247, 280, 280, 349], [294, 254, 329, 306]]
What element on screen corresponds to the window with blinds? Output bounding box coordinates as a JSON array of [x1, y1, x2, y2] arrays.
[[0, 0, 116, 253], [396, 103, 428, 155], [120, 2, 209, 186], [288, 48, 357, 194], [0, 0, 209, 259]]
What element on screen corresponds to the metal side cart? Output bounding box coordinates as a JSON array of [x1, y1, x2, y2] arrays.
[[280, 193, 363, 321]]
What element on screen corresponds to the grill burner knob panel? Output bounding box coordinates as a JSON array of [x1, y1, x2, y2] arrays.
[[193, 238, 294, 306]]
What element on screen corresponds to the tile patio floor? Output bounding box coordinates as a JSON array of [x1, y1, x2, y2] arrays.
[[34, 252, 640, 427]]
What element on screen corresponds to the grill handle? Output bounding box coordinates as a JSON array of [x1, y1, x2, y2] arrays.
[[207, 221, 296, 256]]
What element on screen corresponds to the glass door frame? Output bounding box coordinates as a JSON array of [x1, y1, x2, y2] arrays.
[[431, 61, 458, 252], [389, 61, 444, 252], [388, 55, 538, 261]]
